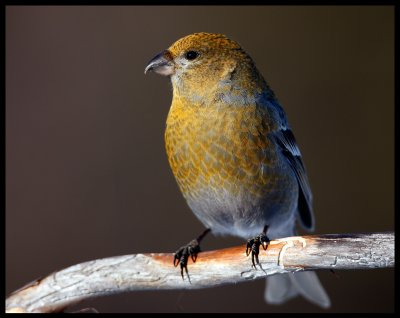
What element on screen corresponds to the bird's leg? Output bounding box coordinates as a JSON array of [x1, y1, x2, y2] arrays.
[[173, 228, 211, 282], [246, 225, 270, 269]]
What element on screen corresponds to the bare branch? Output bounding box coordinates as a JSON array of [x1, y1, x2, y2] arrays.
[[5, 232, 394, 313]]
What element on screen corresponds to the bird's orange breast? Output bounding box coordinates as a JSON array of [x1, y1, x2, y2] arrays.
[[165, 97, 285, 205]]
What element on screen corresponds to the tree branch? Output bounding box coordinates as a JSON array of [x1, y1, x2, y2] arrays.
[[6, 232, 394, 313]]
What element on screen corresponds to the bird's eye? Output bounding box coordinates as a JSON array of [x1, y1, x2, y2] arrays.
[[184, 51, 199, 60]]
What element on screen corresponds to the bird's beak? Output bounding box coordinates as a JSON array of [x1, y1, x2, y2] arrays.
[[144, 50, 174, 76]]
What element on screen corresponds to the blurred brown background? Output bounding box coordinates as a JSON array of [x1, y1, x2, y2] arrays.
[[6, 6, 394, 313]]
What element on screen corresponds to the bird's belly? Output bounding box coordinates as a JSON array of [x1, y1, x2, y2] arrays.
[[165, 104, 298, 238], [184, 173, 298, 239]]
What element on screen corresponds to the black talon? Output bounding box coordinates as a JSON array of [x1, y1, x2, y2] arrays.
[[246, 225, 270, 269], [173, 229, 211, 282]]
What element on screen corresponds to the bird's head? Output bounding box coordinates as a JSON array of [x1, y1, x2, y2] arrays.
[[145, 33, 268, 105]]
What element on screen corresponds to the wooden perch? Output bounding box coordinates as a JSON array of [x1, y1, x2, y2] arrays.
[[5, 232, 394, 313]]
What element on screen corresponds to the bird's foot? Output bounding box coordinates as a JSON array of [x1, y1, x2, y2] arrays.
[[269, 236, 307, 267], [246, 225, 270, 269], [173, 228, 210, 282]]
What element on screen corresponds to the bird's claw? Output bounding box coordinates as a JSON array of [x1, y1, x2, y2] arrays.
[[173, 239, 201, 282], [246, 227, 270, 269], [173, 229, 210, 282]]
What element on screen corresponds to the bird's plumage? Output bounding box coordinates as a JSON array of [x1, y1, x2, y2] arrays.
[[146, 32, 329, 308]]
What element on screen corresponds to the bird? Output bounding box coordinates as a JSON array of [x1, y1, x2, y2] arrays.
[[144, 32, 330, 308]]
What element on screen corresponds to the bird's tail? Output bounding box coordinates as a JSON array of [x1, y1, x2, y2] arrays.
[[265, 271, 331, 309]]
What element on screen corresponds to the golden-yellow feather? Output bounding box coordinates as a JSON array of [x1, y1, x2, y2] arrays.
[[164, 33, 290, 209]]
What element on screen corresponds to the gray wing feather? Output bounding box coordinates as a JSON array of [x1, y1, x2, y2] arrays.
[[273, 127, 315, 231], [262, 98, 315, 231]]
